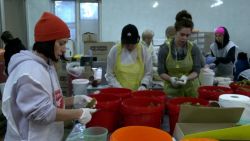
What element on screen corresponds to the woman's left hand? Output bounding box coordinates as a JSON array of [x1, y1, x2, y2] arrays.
[[73, 95, 97, 108]]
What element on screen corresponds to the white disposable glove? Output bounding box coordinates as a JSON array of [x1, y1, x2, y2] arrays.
[[74, 95, 96, 108], [170, 77, 179, 87], [78, 108, 97, 125], [177, 75, 188, 85], [138, 85, 147, 91], [112, 81, 122, 88], [66, 62, 84, 77]]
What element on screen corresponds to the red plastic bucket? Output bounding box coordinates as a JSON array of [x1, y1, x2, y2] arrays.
[[229, 82, 240, 92], [131, 90, 166, 105], [167, 97, 209, 135], [87, 94, 121, 132], [198, 86, 233, 101], [120, 97, 164, 128], [100, 88, 132, 99], [235, 86, 250, 97]]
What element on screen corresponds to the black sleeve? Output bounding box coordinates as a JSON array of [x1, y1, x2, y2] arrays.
[[191, 44, 202, 74], [214, 47, 236, 65], [157, 43, 169, 75]]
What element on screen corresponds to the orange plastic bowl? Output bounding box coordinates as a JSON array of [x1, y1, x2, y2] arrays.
[[110, 126, 172, 141]]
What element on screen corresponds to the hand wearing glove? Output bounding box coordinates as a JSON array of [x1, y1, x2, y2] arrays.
[[177, 75, 188, 85], [209, 63, 216, 69], [170, 77, 179, 87], [78, 108, 97, 125], [74, 95, 96, 108], [138, 85, 147, 91], [206, 56, 216, 64], [112, 81, 123, 88], [66, 62, 84, 77]]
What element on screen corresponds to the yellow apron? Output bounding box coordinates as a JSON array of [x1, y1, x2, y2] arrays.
[[114, 43, 144, 90], [163, 39, 200, 97]]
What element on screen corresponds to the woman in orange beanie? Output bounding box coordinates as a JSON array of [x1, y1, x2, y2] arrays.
[[2, 12, 96, 141]]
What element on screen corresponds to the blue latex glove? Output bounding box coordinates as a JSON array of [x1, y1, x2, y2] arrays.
[[206, 56, 216, 64]]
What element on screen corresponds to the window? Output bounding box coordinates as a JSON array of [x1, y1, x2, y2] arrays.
[[54, 1, 76, 40], [53, 0, 100, 54], [80, 3, 98, 20]]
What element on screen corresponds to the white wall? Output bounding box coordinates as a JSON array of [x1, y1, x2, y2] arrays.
[[3, 0, 27, 47], [26, 0, 250, 55], [101, 0, 250, 55], [26, 0, 51, 49]]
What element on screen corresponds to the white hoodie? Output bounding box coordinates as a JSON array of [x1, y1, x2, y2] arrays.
[[2, 50, 64, 141]]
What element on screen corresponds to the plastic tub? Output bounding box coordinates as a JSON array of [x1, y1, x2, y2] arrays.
[[166, 97, 209, 135], [131, 90, 166, 105], [110, 126, 172, 141], [198, 86, 233, 101], [72, 79, 89, 95], [87, 94, 121, 132], [100, 88, 132, 99], [120, 97, 164, 128], [83, 126, 108, 141], [199, 71, 215, 86]]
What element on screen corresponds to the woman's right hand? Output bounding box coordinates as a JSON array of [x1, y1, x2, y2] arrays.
[[170, 77, 179, 87], [78, 108, 97, 124]]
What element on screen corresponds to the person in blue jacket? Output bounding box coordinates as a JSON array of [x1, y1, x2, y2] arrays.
[[234, 52, 250, 81]]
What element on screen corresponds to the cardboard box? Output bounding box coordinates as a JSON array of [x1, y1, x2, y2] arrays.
[[82, 32, 97, 43], [189, 32, 214, 55], [173, 105, 250, 141], [84, 42, 115, 61]]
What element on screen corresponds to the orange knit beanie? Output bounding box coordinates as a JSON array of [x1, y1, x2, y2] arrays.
[[34, 12, 70, 42]]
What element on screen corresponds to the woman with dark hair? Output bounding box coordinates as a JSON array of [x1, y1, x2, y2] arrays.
[[1, 31, 27, 75], [209, 26, 238, 78], [105, 24, 152, 90], [2, 12, 96, 141], [158, 10, 202, 97]]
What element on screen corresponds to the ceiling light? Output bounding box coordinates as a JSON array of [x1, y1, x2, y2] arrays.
[[211, 0, 223, 8], [152, 1, 159, 8]]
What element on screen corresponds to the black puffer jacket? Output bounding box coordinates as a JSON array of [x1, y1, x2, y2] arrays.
[[4, 38, 26, 75]]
